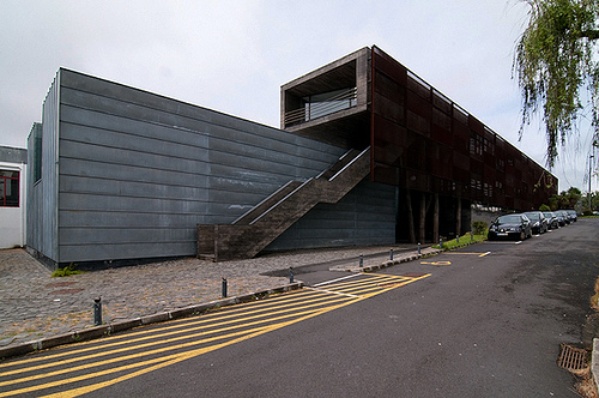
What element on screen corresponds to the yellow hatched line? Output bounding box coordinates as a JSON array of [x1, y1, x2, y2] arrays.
[[0, 294, 353, 379], [40, 274, 431, 398], [321, 274, 412, 294], [1, 272, 431, 398], [0, 289, 344, 369]]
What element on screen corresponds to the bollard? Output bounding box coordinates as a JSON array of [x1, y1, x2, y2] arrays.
[[470, 231, 474, 242], [359, 254, 364, 268], [93, 297, 102, 326], [439, 237, 443, 249], [456, 235, 460, 244], [289, 267, 294, 284], [389, 249, 394, 261], [417, 242, 421, 255], [222, 277, 228, 298]]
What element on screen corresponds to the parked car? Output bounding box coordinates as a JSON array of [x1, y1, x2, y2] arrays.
[[567, 209, 578, 222], [488, 214, 533, 241], [524, 211, 548, 234], [543, 211, 559, 230], [557, 210, 571, 225], [555, 211, 566, 226]]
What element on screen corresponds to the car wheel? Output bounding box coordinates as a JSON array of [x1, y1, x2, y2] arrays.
[[519, 230, 526, 241]]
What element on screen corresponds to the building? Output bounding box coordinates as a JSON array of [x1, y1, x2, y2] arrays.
[[280, 47, 557, 245], [0, 145, 27, 249], [26, 46, 557, 267]]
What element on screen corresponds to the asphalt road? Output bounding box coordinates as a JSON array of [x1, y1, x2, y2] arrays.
[[2, 218, 597, 397]]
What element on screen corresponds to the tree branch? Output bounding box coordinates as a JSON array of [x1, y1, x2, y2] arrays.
[[581, 29, 599, 40]]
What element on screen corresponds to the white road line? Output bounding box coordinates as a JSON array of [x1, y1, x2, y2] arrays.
[[312, 273, 362, 287], [304, 287, 360, 298]]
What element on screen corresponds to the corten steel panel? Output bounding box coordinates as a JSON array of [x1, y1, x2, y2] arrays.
[[372, 47, 407, 85], [452, 120, 470, 155], [430, 142, 453, 180], [433, 91, 452, 114], [374, 93, 405, 124], [406, 90, 431, 136], [407, 74, 431, 101], [370, 46, 556, 209], [468, 115, 485, 135], [431, 108, 452, 145], [375, 71, 406, 105]]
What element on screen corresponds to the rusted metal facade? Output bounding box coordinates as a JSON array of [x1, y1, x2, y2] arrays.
[[370, 46, 557, 210], [282, 46, 557, 243]]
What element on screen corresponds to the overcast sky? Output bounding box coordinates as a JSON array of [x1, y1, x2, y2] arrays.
[[1, 0, 596, 193]]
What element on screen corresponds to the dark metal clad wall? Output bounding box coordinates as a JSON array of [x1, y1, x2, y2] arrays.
[[50, 69, 347, 263], [370, 46, 556, 210]]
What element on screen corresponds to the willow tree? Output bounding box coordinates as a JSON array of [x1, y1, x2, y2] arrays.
[[514, 0, 599, 167]]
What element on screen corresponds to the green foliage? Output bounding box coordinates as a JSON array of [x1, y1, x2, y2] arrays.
[[548, 186, 583, 209], [472, 221, 488, 235], [433, 232, 487, 250], [51, 263, 83, 278], [514, 0, 599, 167], [539, 203, 551, 211]]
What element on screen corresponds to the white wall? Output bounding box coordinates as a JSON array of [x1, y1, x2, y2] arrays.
[[0, 162, 26, 249]]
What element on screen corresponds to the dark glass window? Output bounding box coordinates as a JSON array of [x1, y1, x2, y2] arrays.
[[0, 170, 19, 207]]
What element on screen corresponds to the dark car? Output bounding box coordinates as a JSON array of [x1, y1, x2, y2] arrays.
[[555, 211, 566, 226], [488, 214, 533, 241], [543, 211, 559, 229], [567, 209, 578, 222], [557, 210, 571, 225], [524, 211, 548, 234]]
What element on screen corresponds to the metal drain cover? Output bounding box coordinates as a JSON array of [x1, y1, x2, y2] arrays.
[[557, 344, 588, 373]]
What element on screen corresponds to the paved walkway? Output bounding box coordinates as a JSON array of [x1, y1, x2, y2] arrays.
[[0, 245, 435, 349]]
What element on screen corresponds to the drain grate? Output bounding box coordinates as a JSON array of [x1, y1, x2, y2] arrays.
[[557, 344, 588, 373]]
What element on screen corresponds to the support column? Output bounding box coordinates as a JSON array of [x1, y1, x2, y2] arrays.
[[419, 193, 427, 244], [456, 196, 462, 238], [433, 193, 439, 243]]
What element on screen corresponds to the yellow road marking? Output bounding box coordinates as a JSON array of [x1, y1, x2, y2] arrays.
[[0, 290, 341, 369], [304, 287, 360, 298], [420, 261, 451, 266], [0, 298, 351, 379], [445, 251, 491, 257], [0, 272, 431, 398]]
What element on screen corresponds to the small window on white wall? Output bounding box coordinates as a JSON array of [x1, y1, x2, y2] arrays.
[[0, 170, 19, 207]]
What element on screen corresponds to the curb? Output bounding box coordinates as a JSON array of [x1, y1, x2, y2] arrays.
[[0, 282, 303, 361], [329, 248, 443, 273]]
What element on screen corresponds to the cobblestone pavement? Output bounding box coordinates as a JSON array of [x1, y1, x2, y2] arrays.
[[0, 246, 411, 348]]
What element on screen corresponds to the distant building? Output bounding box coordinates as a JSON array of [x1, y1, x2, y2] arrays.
[[0, 145, 27, 249], [26, 46, 557, 267]]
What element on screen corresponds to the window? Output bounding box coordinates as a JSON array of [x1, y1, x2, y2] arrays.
[[0, 170, 19, 207]]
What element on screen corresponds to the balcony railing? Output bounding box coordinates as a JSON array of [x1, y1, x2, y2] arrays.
[[285, 87, 357, 126]]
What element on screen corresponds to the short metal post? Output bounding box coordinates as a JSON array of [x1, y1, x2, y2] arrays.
[[456, 235, 460, 244], [470, 231, 474, 242], [359, 254, 364, 268], [222, 277, 228, 298], [389, 249, 394, 261], [417, 242, 421, 255], [439, 237, 443, 249], [289, 267, 294, 284], [93, 297, 102, 326]]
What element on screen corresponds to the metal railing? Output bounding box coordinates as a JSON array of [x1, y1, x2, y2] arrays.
[[285, 87, 357, 126]]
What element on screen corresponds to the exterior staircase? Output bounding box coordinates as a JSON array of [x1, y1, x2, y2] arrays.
[[197, 147, 371, 261]]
